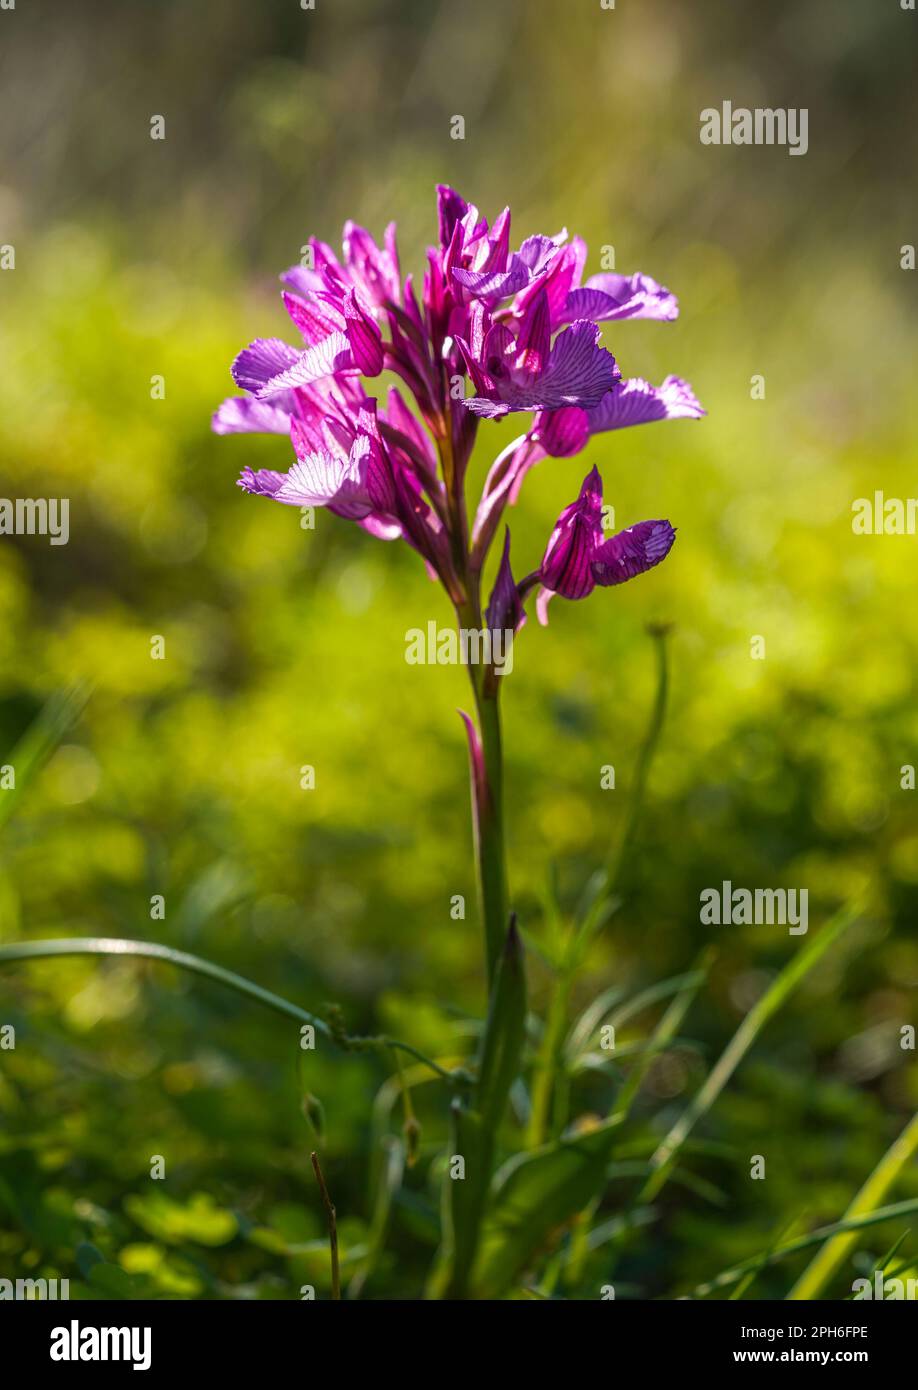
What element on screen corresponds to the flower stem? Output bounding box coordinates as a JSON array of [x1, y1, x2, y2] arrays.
[[310, 1151, 341, 1300], [472, 685, 509, 991]]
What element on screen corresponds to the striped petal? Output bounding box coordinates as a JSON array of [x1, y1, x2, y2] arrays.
[[591, 520, 676, 586], [587, 376, 705, 432]]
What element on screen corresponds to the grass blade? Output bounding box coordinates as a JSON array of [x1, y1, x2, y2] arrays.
[[0, 936, 456, 1082], [639, 900, 861, 1203], [691, 1199, 918, 1298], [787, 1109, 918, 1300]]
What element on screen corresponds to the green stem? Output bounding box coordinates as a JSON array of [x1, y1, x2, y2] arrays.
[[435, 413, 513, 1297], [310, 1150, 341, 1301], [473, 685, 508, 990], [0, 937, 459, 1085]]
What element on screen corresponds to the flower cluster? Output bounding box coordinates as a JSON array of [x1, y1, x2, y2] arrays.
[[213, 185, 703, 631]]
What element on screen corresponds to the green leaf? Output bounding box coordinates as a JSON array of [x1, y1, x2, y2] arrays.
[[471, 1117, 622, 1298], [431, 1101, 490, 1300]]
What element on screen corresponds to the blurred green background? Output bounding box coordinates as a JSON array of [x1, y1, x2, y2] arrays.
[[0, 0, 916, 1299]]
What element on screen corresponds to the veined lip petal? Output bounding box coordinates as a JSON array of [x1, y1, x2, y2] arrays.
[[256, 332, 355, 396], [214, 396, 294, 435], [591, 520, 676, 585], [562, 271, 679, 325], [232, 338, 302, 395], [587, 376, 705, 432], [273, 447, 372, 517]]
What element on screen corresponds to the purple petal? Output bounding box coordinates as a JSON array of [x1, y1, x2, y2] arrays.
[[283, 291, 343, 345], [513, 240, 580, 326], [213, 396, 293, 435], [275, 446, 372, 518], [353, 406, 396, 514], [482, 206, 512, 273], [384, 222, 401, 297], [541, 523, 596, 599], [517, 233, 564, 272], [533, 405, 590, 458], [539, 466, 604, 600], [437, 185, 469, 250], [524, 321, 620, 409], [281, 263, 326, 298], [587, 376, 705, 433], [564, 272, 679, 325], [591, 520, 676, 586], [232, 338, 301, 394], [513, 287, 551, 378], [464, 321, 619, 417], [391, 466, 448, 571], [342, 221, 400, 306], [342, 290, 384, 376], [453, 253, 531, 302], [485, 529, 526, 637], [237, 467, 288, 497], [256, 332, 354, 396]]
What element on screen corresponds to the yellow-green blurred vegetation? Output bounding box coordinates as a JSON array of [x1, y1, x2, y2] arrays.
[[0, 0, 915, 1298]]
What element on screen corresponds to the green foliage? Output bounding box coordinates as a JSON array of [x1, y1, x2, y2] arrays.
[[471, 1119, 622, 1298]]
